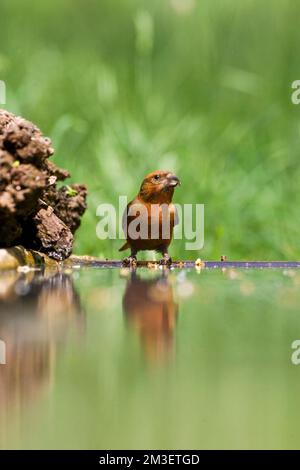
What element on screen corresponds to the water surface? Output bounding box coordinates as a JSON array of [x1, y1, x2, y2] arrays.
[[0, 266, 300, 449]]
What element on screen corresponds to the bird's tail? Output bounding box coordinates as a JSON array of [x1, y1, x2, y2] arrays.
[[119, 241, 130, 252]]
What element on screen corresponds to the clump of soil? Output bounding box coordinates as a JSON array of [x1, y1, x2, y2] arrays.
[[0, 109, 87, 260]]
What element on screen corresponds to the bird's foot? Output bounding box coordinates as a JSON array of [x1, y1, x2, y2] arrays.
[[159, 254, 172, 267], [122, 255, 137, 267]]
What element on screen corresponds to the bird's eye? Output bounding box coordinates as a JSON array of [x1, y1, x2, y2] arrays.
[[153, 175, 160, 181]]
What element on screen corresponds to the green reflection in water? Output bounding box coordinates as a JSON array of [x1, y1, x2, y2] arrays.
[[1, 267, 300, 449]]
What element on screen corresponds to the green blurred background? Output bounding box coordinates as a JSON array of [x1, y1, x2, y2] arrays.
[[0, 0, 299, 260]]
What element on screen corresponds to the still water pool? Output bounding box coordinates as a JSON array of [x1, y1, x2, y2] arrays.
[[0, 266, 300, 449]]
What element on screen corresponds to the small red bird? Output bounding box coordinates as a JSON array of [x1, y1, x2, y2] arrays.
[[119, 170, 180, 265]]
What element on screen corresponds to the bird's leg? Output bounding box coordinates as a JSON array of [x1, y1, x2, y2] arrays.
[[159, 248, 172, 266], [123, 249, 138, 267]]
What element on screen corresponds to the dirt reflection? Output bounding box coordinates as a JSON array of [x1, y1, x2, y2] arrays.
[[0, 270, 84, 416], [123, 270, 178, 364]]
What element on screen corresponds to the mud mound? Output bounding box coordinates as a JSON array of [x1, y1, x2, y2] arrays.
[[0, 109, 87, 260]]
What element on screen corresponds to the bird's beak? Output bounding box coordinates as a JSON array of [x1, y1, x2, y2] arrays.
[[166, 173, 181, 187]]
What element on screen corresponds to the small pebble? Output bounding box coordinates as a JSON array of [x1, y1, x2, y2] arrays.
[[17, 265, 31, 273]]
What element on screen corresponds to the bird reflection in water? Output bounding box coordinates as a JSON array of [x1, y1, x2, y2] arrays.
[[122, 269, 178, 364], [0, 270, 84, 423]]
